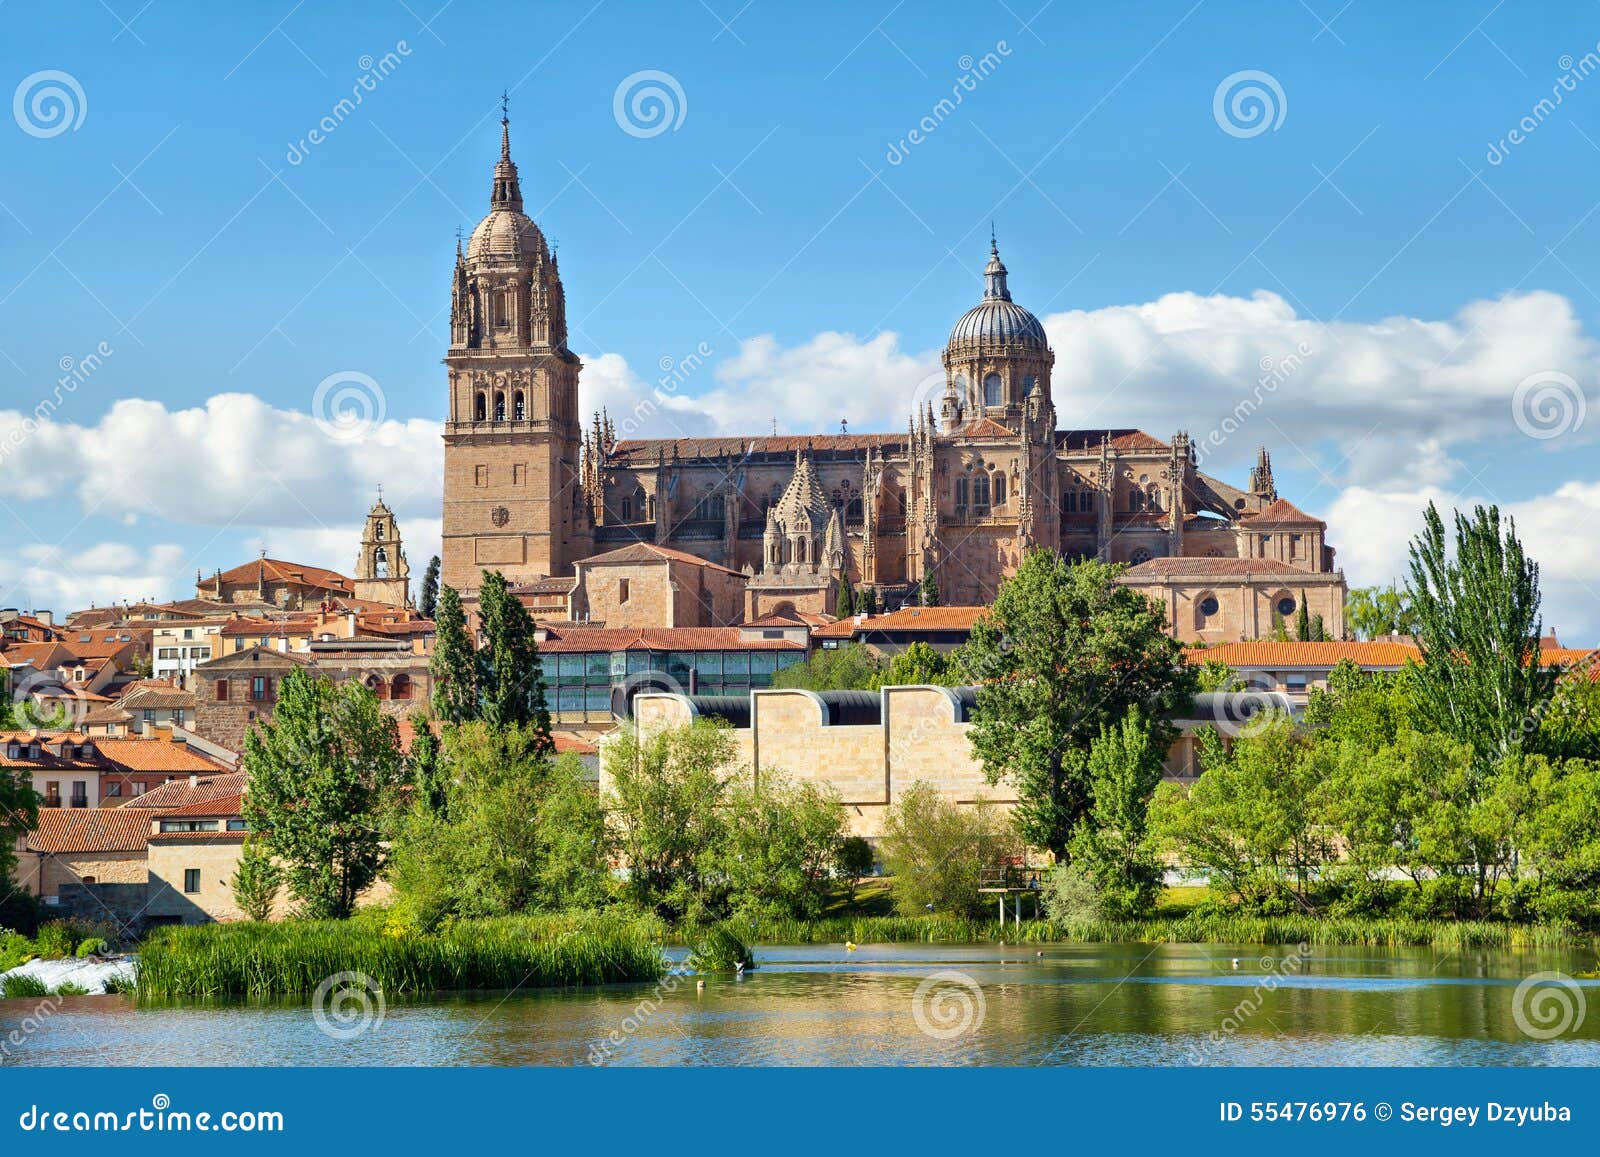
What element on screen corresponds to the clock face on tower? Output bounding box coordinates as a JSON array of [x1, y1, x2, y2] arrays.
[[491, 505, 510, 528]]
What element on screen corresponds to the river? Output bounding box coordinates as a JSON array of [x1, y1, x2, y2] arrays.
[[4, 942, 1598, 1066]]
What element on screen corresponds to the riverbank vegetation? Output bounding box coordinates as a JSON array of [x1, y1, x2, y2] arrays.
[[134, 912, 664, 998]]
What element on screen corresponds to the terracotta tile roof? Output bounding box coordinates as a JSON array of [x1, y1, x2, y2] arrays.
[[208, 558, 353, 592], [1189, 641, 1422, 669], [115, 771, 246, 810], [1121, 556, 1329, 580], [554, 734, 599, 756], [95, 736, 227, 773], [578, 541, 743, 576], [742, 612, 809, 628], [609, 433, 908, 463], [811, 605, 989, 639], [26, 808, 151, 854], [511, 577, 578, 595], [1, 642, 72, 669], [158, 793, 244, 819], [115, 686, 197, 711], [1242, 498, 1324, 526], [1056, 429, 1170, 452], [950, 417, 1017, 439], [220, 616, 317, 637], [80, 706, 134, 726], [537, 625, 804, 653]]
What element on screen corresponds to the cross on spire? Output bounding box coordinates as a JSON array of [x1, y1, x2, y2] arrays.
[[501, 89, 510, 122]]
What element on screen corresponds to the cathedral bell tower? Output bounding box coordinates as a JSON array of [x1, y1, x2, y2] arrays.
[[441, 109, 589, 596]]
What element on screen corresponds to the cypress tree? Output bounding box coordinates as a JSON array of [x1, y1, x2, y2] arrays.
[[419, 556, 441, 619], [1294, 591, 1311, 642], [859, 586, 878, 615], [476, 570, 553, 751], [429, 584, 477, 724], [919, 571, 939, 607], [835, 576, 855, 619]]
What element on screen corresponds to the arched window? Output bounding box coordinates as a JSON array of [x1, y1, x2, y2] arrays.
[[1023, 375, 1038, 397], [1129, 488, 1145, 512], [1276, 594, 1297, 618], [375, 524, 384, 540], [494, 392, 506, 421], [365, 674, 388, 701], [1198, 594, 1220, 617], [374, 546, 389, 578], [475, 393, 487, 421], [992, 472, 1006, 506], [513, 391, 526, 420], [983, 373, 1002, 407], [1147, 486, 1161, 512], [973, 472, 991, 512], [391, 673, 412, 701], [955, 477, 969, 512]]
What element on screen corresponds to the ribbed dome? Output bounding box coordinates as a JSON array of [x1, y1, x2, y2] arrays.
[[945, 239, 1048, 351], [467, 209, 546, 260]]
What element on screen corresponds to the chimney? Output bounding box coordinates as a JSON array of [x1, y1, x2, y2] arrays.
[[36, 610, 53, 626], [276, 635, 288, 653], [346, 611, 357, 635], [188, 773, 198, 788]]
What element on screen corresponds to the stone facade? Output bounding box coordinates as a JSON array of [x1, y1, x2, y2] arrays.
[[351, 496, 412, 607], [569, 543, 746, 628], [442, 121, 1346, 634]]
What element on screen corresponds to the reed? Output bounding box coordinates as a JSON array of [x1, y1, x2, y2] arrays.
[[722, 913, 1593, 949], [134, 914, 665, 999], [1, 973, 49, 999]]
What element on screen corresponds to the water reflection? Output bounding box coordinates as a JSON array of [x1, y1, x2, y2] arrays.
[[4, 943, 1598, 1067]]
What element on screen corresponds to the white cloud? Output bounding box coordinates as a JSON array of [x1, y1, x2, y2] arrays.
[[0, 541, 189, 612], [1327, 482, 1600, 646]]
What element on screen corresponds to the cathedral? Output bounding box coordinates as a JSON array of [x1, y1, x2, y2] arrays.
[[441, 117, 1346, 641]]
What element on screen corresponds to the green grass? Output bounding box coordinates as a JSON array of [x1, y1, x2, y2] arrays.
[[1, 973, 49, 999], [135, 913, 666, 999]]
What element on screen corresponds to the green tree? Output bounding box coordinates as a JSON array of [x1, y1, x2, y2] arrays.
[[882, 641, 956, 686], [1539, 666, 1600, 761], [0, 767, 41, 896], [242, 671, 401, 919], [419, 555, 441, 619], [1309, 612, 1327, 642], [715, 774, 846, 920], [534, 754, 613, 911], [918, 571, 939, 607], [1294, 592, 1311, 642], [859, 586, 879, 614], [405, 711, 449, 818], [963, 552, 1196, 859], [834, 576, 855, 619], [429, 584, 476, 725], [879, 781, 1018, 918], [1345, 584, 1417, 640], [603, 720, 736, 921], [228, 837, 283, 921], [1407, 503, 1554, 780], [836, 835, 875, 907], [1067, 709, 1165, 918], [1152, 718, 1326, 912], [770, 643, 885, 691], [1195, 658, 1241, 692], [475, 569, 553, 747]]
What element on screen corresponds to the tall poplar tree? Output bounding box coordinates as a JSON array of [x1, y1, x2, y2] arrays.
[[476, 569, 553, 750], [429, 584, 477, 725]]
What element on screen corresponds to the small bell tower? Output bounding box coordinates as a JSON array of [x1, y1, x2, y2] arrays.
[[353, 489, 413, 607]]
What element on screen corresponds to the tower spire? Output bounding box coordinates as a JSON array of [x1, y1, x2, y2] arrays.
[[490, 96, 523, 212], [983, 234, 1010, 302]]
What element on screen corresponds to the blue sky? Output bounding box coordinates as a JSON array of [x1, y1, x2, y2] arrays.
[[2, 0, 1598, 639]]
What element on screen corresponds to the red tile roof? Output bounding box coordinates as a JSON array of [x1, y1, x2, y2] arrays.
[[610, 433, 909, 462], [94, 736, 227, 773], [537, 625, 804, 652], [115, 772, 247, 810], [157, 793, 244, 819], [1056, 429, 1169, 452], [1189, 641, 1422, 669], [208, 558, 353, 592], [811, 605, 988, 639], [1121, 557, 1326, 580], [1242, 498, 1324, 526], [950, 417, 1017, 439], [579, 542, 743, 577], [27, 808, 152, 854]]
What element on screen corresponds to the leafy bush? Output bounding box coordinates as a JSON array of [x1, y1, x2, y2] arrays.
[[0, 931, 35, 972], [75, 937, 109, 958], [101, 973, 135, 995], [30, 922, 75, 959], [51, 981, 89, 996], [687, 924, 753, 973], [1042, 863, 1104, 925], [878, 781, 1019, 919]]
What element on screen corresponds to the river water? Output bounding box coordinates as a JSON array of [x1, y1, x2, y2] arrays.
[[4, 943, 1598, 1066]]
